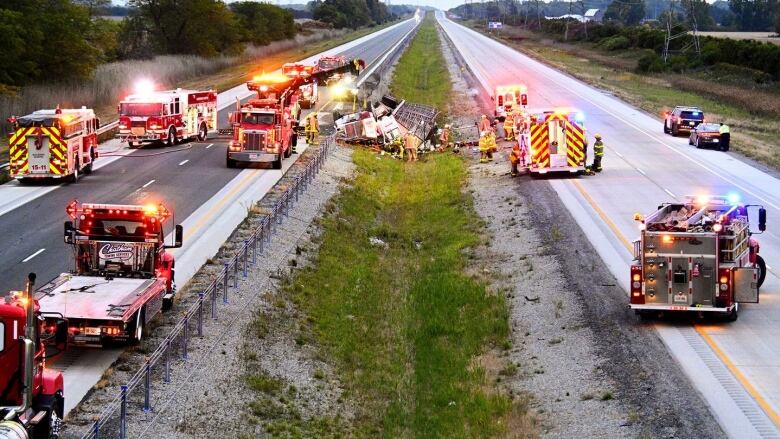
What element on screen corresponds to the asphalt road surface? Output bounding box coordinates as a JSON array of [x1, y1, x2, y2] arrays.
[[438, 12, 780, 439]]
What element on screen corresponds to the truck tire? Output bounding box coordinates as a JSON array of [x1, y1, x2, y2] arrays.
[[273, 154, 283, 170], [197, 123, 208, 141], [284, 145, 292, 158], [757, 255, 767, 288], [664, 121, 670, 134], [166, 127, 177, 147], [31, 391, 63, 439], [672, 124, 679, 136], [68, 157, 80, 183], [226, 156, 237, 168], [84, 148, 95, 174]]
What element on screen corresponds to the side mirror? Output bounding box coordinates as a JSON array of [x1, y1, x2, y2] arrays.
[[173, 224, 183, 248], [64, 221, 74, 244], [759, 207, 766, 232]]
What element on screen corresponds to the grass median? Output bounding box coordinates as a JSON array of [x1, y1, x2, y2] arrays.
[[280, 13, 517, 437]]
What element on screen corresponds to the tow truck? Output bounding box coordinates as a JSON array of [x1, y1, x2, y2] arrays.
[[493, 85, 527, 122], [526, 109, 586, 175], [283, 63, 317, 109], [1, 273, 66, 439], [117, 83, 217, 147], [7, 107, 99, 183], [631, 195, 767, 320], [36, 201, 183, 346]]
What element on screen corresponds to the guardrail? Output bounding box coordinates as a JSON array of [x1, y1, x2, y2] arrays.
[[77, 136, 334, 439]]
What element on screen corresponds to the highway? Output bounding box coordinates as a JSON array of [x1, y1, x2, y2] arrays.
[[438, 12, 780, 438], [0, 16, 419, 416], [0, 18, 417, 295]]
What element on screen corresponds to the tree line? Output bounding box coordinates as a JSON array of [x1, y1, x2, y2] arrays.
[[0, 0, 398, 89]]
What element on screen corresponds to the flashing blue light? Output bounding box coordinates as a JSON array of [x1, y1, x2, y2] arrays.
[[727, 192, 740, 204], [692, 112, 700, 116], [575, 112, 585, 123]]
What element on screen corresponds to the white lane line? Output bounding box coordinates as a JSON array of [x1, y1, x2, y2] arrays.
[[664, 188, 677, 198], [614, 151, 624, 158], [636, 167, 646, 176], [205, 143, 213, 149], [142, 179, 156, 188], [178, 160, 189, 166], [22, 248, 46, 263]]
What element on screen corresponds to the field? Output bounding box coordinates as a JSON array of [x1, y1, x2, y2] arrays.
[[698, 32, 780, 45]]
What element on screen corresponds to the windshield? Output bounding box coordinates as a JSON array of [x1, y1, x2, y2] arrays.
[[76, 241, 156, 276], [120, 103, 163, 117], [680, 111, 703, 120], [242, 112, 275, 125], [79, 219, 155, 239], [698, 123, 720, 132]]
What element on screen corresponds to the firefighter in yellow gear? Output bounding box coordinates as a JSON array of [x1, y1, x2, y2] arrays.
[[509, 143, 522, 176], [439, 124, 451, 150], [503, 117, 515, 141], [594, 135, 605, 172], [305, 112, 319, 144], [479, 130, 497, 163], [405, 131, 418, 162]]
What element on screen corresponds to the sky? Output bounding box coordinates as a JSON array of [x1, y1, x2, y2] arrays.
[[115, 0, 463, 12]]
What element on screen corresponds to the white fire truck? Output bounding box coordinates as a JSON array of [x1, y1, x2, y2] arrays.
[[117, 88, 217, 147], [631, 195, 767, 320], [7, 107, 99, 183], [494, 84, 527, 122]]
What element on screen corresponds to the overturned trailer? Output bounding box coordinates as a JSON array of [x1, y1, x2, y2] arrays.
[[335, 94, 438, 147]]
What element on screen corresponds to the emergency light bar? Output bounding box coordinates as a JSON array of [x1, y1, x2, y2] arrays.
[[66, 200, 171, 221]]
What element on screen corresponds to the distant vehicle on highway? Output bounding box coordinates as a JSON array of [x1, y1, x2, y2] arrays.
[[664, 106, 704, 136], [689, 123, 726, 151]]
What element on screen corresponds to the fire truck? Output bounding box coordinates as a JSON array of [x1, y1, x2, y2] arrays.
[[494, 85, 527, 122], [283, 63, 317, 109], [0, 273, 66, 439], [630, 195, 767, 320], [35, 201, 183, 346], [8, 107, 99, 183], [117, 88, 217, 147], [526, 110, 587, 175]]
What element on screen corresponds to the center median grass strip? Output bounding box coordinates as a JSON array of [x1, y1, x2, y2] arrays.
[[285, 13, 517, 436]]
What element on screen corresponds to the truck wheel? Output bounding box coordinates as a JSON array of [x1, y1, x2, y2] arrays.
[[695, 138, 701, 149], [226, 156, 237, 168], [84, 148, 95, 174], [757, 255, 767, 288], [672, 124, 679, 136], [167, 127, 177, 147], [273, 154, 283, 170], [68, 158, 80, 183], [197, 123, 208, 141], [664, 122, 670, 134], [32, 392, 63, 439], [284, 144, 292, 158]]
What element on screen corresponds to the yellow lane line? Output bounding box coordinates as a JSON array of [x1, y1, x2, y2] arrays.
[[695, 325, 780, 427], [570, 179, 632, 252], [571, 178, 780, 427]]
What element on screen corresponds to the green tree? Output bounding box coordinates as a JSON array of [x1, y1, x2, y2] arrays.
[[604, 0, 646, 25], [127, 0, 242, 56], [729, 0, 777, 30], [314, 0, 373, 28], [682, 0, 715, 29], [230, 2, 295, 45]]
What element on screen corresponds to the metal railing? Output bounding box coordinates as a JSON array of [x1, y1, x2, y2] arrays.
[[76, 136, 334, 439]]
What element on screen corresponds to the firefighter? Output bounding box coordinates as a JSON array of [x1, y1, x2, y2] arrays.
[[439, 124, 451, 150], [405, 130, 417, 162], [479, 131, 491, 163], [503, 116, 515, 141], [594, 135, 606, 171], [305, 112, 319, 144], [719, 123, 730, 150], [509, 143, 522, 176]]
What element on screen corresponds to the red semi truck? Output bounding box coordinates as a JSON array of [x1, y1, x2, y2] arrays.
[[36, 201, 183, 346], [631, 195, 767, 320], [0, 273, 66, 439]]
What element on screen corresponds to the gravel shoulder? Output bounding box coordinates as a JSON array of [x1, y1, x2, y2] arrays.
[[440, 22, 726, 439]]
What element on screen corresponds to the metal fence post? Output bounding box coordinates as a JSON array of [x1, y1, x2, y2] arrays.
[[233, 260, 239, 288], [92, 420, 99, 439], [211, 285, 218, 320], [119, 385, 128, 439], [198, 293, 204, 337], [252, 235, 257, 264], [143, 361, 152, 412], [243, 241, 248, 278], [164, 339, 171, 383], [223, 263, 229, 295], [182, 317, 189, 361]]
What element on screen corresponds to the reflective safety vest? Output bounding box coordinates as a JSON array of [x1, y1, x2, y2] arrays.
[[719, 124, 730, 134], [594, 140, 604, 157]]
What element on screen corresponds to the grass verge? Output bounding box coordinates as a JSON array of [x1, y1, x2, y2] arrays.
[[469, 23, 780, 171], [272, 13, 517, 437]]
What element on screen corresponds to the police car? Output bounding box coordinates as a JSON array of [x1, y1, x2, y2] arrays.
[[664, 106, 704, 136]]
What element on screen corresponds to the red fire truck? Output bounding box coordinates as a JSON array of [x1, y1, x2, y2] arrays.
[[117, 87, 217, 147], [527, 109, 587, 175], [494, 84, 527, 122], [0, 273, 66, 439], [8, 107, 99, 183], [35, 201, 183, 346], [631, 195, 767, 320]]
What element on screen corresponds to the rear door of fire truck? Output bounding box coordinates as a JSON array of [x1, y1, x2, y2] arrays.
[[546, 117, 568, 169], [28, 130, 52, 175]]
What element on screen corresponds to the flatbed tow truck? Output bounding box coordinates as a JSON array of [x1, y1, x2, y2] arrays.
[[36, 201, 183, 346]]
